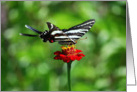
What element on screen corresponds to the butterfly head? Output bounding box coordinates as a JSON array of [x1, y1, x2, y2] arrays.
[[40, 30, 49, 42]]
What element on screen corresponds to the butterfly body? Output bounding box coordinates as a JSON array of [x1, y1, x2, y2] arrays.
[[39, 30, 54, 43], [20, 19, 95, 45]]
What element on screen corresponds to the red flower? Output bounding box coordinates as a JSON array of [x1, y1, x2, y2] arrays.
[[54, 45, 85, 63]]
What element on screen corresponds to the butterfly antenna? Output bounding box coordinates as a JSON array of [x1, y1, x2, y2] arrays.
[[20, 33, 38, 37], [25, 25, 42, 34]]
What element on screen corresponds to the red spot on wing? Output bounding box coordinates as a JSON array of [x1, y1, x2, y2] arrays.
[[51, 40, 54, 43]]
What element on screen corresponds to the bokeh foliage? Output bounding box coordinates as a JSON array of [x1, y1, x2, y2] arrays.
[[1, 1, 126, 91]]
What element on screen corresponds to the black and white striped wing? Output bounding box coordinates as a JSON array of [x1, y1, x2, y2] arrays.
[[47, 22, 76, 44], [51, 30, 76, 44], [65, 19, 95, 37], [58, 19, 95, 45]]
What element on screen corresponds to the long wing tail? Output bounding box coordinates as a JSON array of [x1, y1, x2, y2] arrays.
[[20, 33, 38, 37], [62, 32, 76, 44], [25, 25, 42, 34]]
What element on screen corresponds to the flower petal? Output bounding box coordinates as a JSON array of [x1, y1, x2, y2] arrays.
[[54, 51, 61, 55], [59, 54, 66, 58], [75, 49, 82, 53], [78, 53, 85, 57], [69, 55, 76, 61], [54, 56, 61, 60], [76, 56, 82, 61]]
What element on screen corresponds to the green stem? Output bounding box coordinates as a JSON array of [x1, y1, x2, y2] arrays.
[[67, 61, 72, 91]]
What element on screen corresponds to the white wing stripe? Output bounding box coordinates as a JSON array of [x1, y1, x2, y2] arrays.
[[65, 29, 88, 34], [50, 24, 54, 29], [76, 21, 94, 27], [51, 30, 63, 35], [55, 36, 81, 39], [66, 31, 85, 34]]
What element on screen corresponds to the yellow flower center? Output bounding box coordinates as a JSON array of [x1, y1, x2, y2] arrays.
[[61, 45, 76, 50]]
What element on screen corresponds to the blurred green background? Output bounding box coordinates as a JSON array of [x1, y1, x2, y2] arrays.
[[1, 1, 126, 91]]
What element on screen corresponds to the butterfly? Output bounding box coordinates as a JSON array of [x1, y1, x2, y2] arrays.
[[20, 19, 95, 45]]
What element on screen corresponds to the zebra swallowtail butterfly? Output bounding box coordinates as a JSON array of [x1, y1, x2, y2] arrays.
[[20, 19, 95, 45]]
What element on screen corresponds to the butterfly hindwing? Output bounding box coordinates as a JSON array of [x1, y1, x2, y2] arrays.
[[25, 25, 42, 34]]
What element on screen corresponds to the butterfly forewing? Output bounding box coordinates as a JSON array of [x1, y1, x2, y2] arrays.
[[57, 19, 95, 45], [68, 19, 95, 30]]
